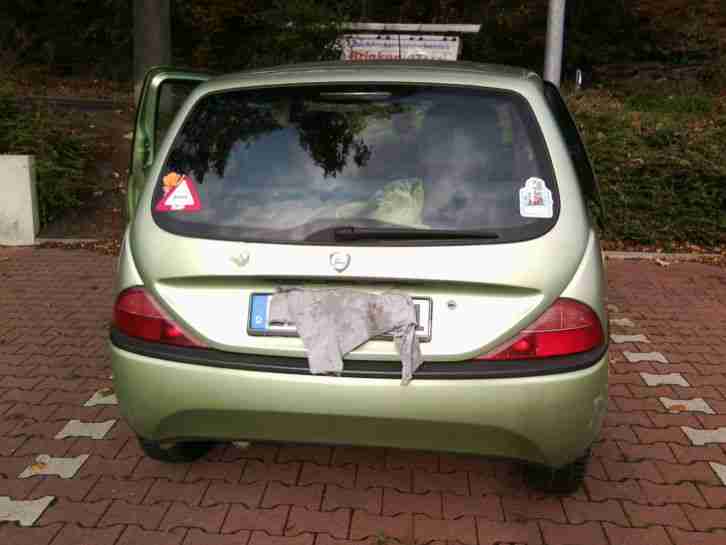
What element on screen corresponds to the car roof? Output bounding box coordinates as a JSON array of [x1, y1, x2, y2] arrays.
[[206, 61, 540, 91], [215, 60, 532, 79]]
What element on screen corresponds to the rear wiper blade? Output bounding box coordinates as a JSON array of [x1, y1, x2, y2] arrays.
[[333, 226, 499, 241]]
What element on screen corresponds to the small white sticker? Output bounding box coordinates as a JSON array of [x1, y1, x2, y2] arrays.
[[519, 177, 553, 218]]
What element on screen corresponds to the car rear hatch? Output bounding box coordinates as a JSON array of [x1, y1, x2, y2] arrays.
[[129, 74, 592, 363]]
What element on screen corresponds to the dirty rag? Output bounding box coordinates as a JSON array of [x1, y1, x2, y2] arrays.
[[269, 288, 423, 385]]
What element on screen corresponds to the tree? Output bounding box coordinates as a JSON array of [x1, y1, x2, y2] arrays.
[[134, 0, 171, 102]]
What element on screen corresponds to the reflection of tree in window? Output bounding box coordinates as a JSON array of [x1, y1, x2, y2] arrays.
[[166, 93, 411, 182], [166, 96, 282, 183], [293, 101, 409, 178], [295, 110, 371, 178]]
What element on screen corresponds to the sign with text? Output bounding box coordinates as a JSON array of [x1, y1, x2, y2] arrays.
[[339, 34, 460, 61]]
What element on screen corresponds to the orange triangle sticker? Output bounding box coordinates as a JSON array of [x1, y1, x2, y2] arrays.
[[155, 175, 201, 212]]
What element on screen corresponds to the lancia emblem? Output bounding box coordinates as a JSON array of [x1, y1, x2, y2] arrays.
[[231, 250, 250, 268], [330, 252, 351, 272]]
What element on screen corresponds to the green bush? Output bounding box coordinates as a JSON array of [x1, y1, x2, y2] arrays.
[[624, 94, 714, 116], [0, 89, 92, 226], [569, 90, 726, 247]]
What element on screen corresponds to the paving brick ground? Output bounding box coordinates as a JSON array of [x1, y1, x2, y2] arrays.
[[1, 247, 725, 544]]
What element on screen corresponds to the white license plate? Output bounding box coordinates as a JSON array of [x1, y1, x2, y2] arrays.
[[248, 293, 432, 342]]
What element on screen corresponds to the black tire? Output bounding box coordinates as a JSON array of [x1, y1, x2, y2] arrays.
[[526, 450, 590, 494], [138, 437, 215, 463]]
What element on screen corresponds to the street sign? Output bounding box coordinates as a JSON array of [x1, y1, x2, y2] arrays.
[[339, 34, 461, 61]]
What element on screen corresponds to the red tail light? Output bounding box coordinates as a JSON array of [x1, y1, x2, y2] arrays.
[[478, 298, 604, 361], [113, 287, 204, 348]]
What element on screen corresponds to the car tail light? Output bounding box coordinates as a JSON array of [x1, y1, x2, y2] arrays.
[[113, 287, 204, 348], [477, 298, 604, 361]]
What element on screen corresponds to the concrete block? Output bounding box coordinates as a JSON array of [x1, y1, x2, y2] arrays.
[[0, 155, 39, 246], [18, 454, 88, 479], [55, 419, 116, 440], [640, 373, 689, 387], [84, 389, 118, 407], [660, 397, 714, 414], [611, 334, 650, 344], [0, 496, 54, 526], [683, 427, 726, 446], [625, 351, 669, 364], [710, 462, 726, 485], [610, 318, 635, 327]]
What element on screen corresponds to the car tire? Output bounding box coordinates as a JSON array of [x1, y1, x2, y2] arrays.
[[526, 450, 590, 494], [138, 437, 214, 463]]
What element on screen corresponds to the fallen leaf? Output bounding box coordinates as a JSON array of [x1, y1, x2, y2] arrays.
[[98, 387, 114, 397], [163, 172, 182, 194]]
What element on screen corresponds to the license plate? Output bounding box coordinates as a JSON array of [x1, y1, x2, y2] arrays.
[[248, 293, 432, 342]]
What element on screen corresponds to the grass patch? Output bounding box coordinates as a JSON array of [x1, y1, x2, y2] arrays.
[[0, 87, 94, 227], [568, 87, 725, 248], [623, 94, 714, 115]]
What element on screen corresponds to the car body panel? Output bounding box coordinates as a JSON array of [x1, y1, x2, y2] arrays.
[[111, 344, 607, 468], [129, 62, 592, 361]]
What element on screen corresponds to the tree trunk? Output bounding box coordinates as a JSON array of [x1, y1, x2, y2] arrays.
[[133, 0, 171, 103]]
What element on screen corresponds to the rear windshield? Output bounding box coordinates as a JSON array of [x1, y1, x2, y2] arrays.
[[152, 85, 558, 244]]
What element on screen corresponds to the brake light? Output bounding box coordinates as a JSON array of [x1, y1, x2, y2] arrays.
[[113, 287, 204, 348], [478, 298, 604, 361]]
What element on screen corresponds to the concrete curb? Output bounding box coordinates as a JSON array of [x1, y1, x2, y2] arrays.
[[16, 96, 128, 111], [604, 251, 721, 261], [36, 238, 103, 244]]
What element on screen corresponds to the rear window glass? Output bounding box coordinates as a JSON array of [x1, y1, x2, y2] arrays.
[[152, 85, 558, 244]]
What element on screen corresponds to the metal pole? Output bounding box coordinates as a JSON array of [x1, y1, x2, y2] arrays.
[[544, 0, 566, 87]]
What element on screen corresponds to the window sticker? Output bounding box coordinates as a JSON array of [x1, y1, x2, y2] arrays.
[[162, 172, 183, 195], [519, 177, 553, 218], [155, 173, 201, 212]]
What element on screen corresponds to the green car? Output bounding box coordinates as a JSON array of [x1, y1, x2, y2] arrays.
[[111, 61, 608, 493]]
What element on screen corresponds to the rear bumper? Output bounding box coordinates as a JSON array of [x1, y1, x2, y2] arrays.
[[110, 329, 606, 380], [110, 341, 608, 468]]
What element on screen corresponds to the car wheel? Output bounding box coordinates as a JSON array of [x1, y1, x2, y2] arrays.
[[526, 450, 590, 494], [138, 437, 214, 463]]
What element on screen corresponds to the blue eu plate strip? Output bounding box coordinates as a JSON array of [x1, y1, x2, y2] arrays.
[[249, 294, 269, 331]]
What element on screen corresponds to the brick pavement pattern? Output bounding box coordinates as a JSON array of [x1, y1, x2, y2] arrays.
[[1, 247, 726, 544]]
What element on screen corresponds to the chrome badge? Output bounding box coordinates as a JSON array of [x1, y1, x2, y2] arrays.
[[330, 252, 351, 273]]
